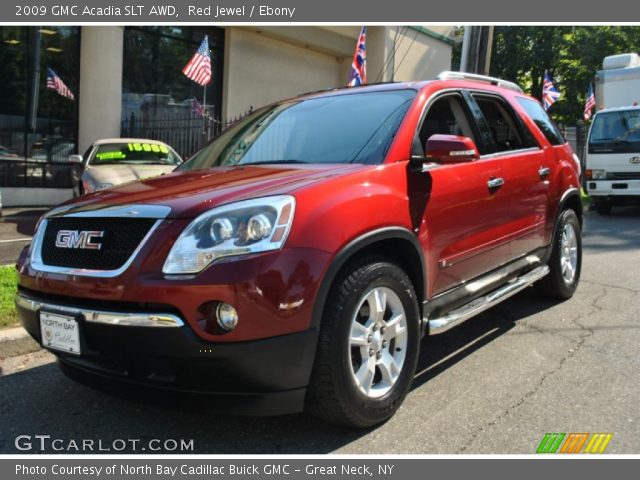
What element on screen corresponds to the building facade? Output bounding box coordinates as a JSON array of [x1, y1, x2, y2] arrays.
[[0, 25, 455, 206]]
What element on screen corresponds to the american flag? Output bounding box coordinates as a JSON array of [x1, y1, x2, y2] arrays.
[[46, 67, 74, 100], [191, 97, 205, 118], [183, 35, 212, 86], [542, 70, 561, 111], [584, 83, 596, 121], [348, 26, 367, 87]]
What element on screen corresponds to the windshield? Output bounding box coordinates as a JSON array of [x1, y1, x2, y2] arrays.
[[179, 90, 416, 171], [589, 110, 640, 153], [90, 142, 182, 166]]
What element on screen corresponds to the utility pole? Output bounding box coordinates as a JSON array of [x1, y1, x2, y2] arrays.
[[459, 26, 494, 75]]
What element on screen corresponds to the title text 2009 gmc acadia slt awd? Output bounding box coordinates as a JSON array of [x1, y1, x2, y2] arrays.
[[16, 72, 583, 427]]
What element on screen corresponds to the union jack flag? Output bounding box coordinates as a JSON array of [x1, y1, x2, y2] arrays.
[[183, 35, 212, 86], [46, 67, 74, 100], [584, 83, 596, 121], [191, 98, 205, 118], [542, 70, 561, 111], [348, 26, 367, 87]]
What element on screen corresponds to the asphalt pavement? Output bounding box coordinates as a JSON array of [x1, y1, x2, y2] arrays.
[[0, 208, 46, 265], [0, 206, 638, 454]]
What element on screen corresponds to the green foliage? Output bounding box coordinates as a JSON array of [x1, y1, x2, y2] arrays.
[[491, 26, 640, 125], [0, 266, 18, 329]]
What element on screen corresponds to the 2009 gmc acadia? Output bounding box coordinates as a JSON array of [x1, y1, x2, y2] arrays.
[[16, 72, 583, 427]]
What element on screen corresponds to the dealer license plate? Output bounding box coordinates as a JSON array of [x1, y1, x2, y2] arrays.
[[39, 311, 81, 355]]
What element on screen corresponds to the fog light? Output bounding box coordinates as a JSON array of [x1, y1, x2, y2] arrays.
[[216, 303, 238, 331]]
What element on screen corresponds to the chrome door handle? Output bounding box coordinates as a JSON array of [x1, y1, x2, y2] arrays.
[[487, 177, 505, 189], [538, 166, 551, 178]]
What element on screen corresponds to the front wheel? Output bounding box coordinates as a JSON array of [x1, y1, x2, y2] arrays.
[[537, 209, 582, 299], [306, 256, 420, 428]]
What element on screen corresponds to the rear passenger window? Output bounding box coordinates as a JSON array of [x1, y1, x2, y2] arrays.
[[473, 95, 534, 152], [516, 97, 565, 146], [419, 95, 483, 153]]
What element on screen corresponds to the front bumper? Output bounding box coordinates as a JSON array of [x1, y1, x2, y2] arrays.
[[16, 291, 318, 415], [586, 179, 640, 197]]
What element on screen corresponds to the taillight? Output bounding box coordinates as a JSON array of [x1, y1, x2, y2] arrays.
[[585, 169, 592, 179]]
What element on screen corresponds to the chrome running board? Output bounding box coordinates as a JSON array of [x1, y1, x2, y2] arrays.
[[426, 265, 549, 335]]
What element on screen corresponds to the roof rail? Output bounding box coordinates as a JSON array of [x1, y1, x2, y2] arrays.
[[437, 71, 523, 94]]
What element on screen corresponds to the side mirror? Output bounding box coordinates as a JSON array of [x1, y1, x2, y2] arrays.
[[425, 134, 480, 164], [68, 154, 83, 164]]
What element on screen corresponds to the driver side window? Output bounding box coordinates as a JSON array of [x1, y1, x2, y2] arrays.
[[419, 95, 479, 155]]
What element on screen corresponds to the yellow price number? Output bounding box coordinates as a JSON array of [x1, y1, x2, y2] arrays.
[[127, 143, 169, 154]]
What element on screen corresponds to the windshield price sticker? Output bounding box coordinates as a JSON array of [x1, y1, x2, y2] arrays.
[[96, 151, 126, 161], [128, 143, 169, 154]]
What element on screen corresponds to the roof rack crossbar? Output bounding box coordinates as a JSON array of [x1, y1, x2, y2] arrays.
[[437, 71, 523, 94]]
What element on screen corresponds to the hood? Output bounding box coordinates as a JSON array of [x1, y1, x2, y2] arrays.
[[65, 163, 367, 218], [85, 164, 177, 185]]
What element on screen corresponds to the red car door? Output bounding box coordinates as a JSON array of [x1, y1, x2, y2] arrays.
[[416, 92, 515, 297], [468, 93, 550, 259]]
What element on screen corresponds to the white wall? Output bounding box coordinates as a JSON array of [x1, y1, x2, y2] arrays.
[[222, 27, 454, 117], [390, 27, 453, 82], [78, 27, 124, 154], [222, 29, 345, 118]]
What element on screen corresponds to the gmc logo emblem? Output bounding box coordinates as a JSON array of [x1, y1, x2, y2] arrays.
[[55, 230, 104, 250]]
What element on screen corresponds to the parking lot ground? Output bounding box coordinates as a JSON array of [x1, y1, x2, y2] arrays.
[[0, 208, 46, 265], [0, 207, 638, 454]]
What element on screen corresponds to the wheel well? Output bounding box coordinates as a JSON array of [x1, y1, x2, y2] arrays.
[[335, 238, 425, 310], [562, 192, 583, 226]]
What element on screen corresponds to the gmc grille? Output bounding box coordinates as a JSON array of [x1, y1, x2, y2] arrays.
[[41, 217, 157, 271]]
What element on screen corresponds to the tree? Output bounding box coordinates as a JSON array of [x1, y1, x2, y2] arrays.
[[490, 26, 640, 124]]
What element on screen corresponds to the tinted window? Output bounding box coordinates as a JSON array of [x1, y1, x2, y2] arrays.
[[181, 90, 416, 169], [473, 96, 534, 152], [418, 95, 480, 153], [516, 97, 565, 145], [588, 110, 640, 153]]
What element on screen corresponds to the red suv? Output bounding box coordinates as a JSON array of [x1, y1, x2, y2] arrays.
[[16, 72, 582, 427]]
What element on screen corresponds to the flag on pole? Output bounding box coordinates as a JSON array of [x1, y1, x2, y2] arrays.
[[46, 67, 74, 100], [191, 98, 205, 118], [183, 35, 212, 86], [348, 26, 367, 87], [542, 70, 561, 111], [584, 83, 596, 121]]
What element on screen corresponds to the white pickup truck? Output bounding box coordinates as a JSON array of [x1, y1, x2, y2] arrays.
[[586, 53, 640, 214]]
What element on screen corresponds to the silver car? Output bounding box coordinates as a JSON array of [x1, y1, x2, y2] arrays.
[[70, 138, 183, 196]]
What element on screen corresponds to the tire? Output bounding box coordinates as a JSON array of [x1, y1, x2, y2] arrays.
[[306, 256, 420, 428], [594, 201, 612, 215], [537, 209, 582, 299]]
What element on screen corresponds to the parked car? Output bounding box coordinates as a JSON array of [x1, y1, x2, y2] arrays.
[[70, 138, 182, 196], [16, 73, 582, 427]]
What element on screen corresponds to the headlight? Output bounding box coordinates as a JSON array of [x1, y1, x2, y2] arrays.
[[163, 195, 296, 275], [95, 182, 114, 191], [591, 169, 606, 179]]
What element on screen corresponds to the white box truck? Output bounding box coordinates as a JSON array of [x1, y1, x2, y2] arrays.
[[586, 53, 640, 214]]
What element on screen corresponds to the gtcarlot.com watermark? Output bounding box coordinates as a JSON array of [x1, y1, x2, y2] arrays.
[[15, 435, 194, 452]]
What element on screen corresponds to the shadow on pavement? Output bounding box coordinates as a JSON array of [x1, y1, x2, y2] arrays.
[[0, 290, 561, 454], [0, 208, 48, 237], [582, 205, 640, 253]]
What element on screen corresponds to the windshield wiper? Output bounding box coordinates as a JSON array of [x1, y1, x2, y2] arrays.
[[239, 160, 308, 166], [613, 125, 640, 142]]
